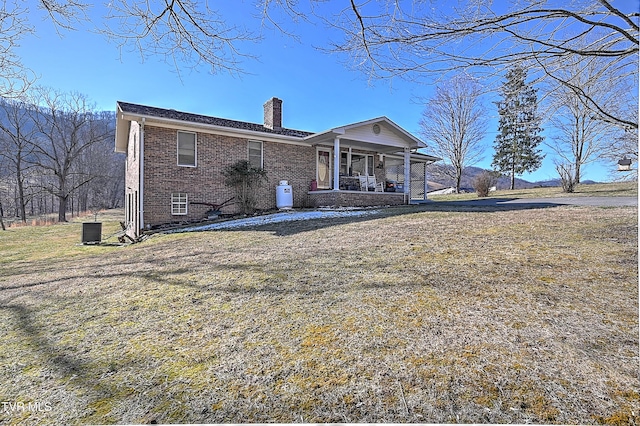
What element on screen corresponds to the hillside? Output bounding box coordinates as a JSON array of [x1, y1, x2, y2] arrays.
[[426, 164, 599, 192]]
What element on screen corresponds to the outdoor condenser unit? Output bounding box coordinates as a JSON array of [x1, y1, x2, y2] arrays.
[[82, 222, 102, 244]]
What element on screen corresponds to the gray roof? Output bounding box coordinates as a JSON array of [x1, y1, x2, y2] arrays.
[[117, 101, 314, 138]]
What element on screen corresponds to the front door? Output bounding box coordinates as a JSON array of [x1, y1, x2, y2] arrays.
[[317, 149, 331, 189]]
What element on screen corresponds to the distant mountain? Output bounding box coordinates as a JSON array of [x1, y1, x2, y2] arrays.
[[426, 164, 599, 192]]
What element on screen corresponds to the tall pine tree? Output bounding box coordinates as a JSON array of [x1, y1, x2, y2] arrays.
[[492, 66, 545, 189]]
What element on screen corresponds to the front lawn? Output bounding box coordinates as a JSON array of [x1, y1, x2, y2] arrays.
[[0, 204, 637, 424]]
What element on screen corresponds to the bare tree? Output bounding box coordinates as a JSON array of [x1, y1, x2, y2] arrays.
[[0, 1, 257, 98], [264, 0, 638, 130], [545, 54, 621, 183], [419, 74, 487, 193], [0, 2, 36, 98], [0, 98, 39, 223], [72, 111, 124, 213], [0, 152, 10, 229], [28, 88, 113, 222]]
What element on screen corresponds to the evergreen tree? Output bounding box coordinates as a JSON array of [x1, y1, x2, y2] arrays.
[[492, 66, 545, 189]]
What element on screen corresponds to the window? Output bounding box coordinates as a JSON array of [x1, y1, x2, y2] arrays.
[[340, 152, 348, 175], [177, 131, 196, 167], [171, 193, 188, 215], [248, 140, 263, 169], [351, 154, 375, 176]]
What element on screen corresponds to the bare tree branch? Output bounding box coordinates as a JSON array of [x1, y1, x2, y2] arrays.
[[263, 0, 638, 129], [101, 0, 259, 75]]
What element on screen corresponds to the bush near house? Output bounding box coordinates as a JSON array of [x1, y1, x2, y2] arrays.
[[222, 160, 267, 215]]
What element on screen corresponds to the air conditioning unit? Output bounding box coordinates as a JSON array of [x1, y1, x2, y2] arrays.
[[82, 222, 102, 244]]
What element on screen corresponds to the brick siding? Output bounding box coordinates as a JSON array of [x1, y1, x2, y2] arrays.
[[129, 125, 415, 228], [308, 190, 406, 207], [141, 125, 316, 226]]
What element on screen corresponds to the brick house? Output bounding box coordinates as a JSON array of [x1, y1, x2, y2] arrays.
[[115, 97, 439, 238]]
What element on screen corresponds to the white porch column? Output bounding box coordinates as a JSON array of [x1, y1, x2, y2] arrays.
[[424, 163, 429, 200], [333, 137, 341, 190], [404, 147, 411, 203]]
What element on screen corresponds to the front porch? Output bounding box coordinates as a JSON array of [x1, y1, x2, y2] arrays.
[[303, 117, 439, 207], [307, 189, 405, 208], [308, 150, 435, 207]]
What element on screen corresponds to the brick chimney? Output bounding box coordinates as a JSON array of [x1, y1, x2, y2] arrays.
[[263, 97, 282, 130]]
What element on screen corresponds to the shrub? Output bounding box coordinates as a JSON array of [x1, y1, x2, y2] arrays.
[[222, 160, 267, 214], [473, 171, 498, 197], [555, 162, 576, 193]]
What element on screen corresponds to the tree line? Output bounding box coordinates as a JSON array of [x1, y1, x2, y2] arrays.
[[0, 1, 634, 207], [419, 63, 637, 193], [1, 1, 635, 128], [0, 89, 123, 228]]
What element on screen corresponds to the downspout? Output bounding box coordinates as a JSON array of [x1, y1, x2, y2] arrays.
[[139, 117, 145, 234]]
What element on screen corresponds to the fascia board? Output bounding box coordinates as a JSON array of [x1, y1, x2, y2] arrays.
[[303, 128, 346, 145], [115, 105, 130, 153]]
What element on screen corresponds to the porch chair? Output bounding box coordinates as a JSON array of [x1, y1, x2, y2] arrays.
[[368, 175, 384, 192], [357, 175, 370, 191], [358, 175, 384, 192]]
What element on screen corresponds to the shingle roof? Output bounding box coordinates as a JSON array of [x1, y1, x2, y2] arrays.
[[117, 101, 314, 138]]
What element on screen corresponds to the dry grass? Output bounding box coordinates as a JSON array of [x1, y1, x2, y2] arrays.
[[0, 203, 637, 424], [430, 181, 638, 201]]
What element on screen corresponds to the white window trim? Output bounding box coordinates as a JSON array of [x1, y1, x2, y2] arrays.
[[177, 130, 197, 167], [248, 140, 264, 169], [171, 193, 188, 215], [350, 153, 375, 176]]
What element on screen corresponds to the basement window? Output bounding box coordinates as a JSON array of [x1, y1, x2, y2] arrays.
[[177, 131, 197, 167], [171, 193, 188, 215]]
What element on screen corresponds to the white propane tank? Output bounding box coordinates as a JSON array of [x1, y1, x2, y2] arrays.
[[276, 180, 293, 209]]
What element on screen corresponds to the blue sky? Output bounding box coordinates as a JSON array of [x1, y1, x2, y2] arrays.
[[15, 1, 619, 183]]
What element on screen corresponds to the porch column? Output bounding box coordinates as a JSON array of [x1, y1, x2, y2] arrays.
[[333, 137, 341, 190], [404, 147, 411, 203], [424, 163, 429, 200]]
